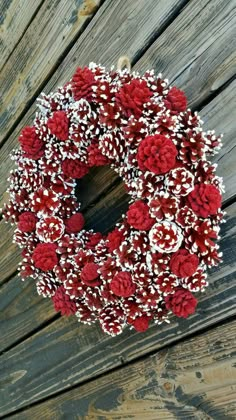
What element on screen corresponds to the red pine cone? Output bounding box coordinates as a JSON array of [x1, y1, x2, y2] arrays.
[[76, 301, 97, 324], [170, 249, 199, 278], [150, 194, 179, 220], [18, 211, 37, 233], [127, 200, 154, 231], [36, 216, 65, 242], [131, 315, 150, 332], [32, 243, 58, 271], [116, 79, 152, 119], [31, 188, 60, 215], [99, 103, 121, 128], [47, 111, 69, 141], [80, 262, 101, 287], [52, 285, 77, 316], [156, 272, 178, 294], [62, 158, 89, 179], [107, 227, 125, 252], [100, 304, 125, 336], [87, 143, 109, 167], [180, 131, 205, 165], [71, 67, 95, 101], [99, 257, 117, 281], [86, 232, 103, 250], [19, 126, 44, 159], [65, 213, 85, 233], [176, 206, 197, 227], [165, 87, 187, 112], [137, 135, 177, 175], [36, 273, 58, 297], [165, 288, 197, 318], [110, 271, 136, 297], [187, 183, 222, 218]]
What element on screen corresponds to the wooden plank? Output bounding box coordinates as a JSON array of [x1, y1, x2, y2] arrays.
[[0, 201, 235, 415], [1, 77, 235, 284], [0, 0, 44, 71], [0, 273, 55, 352], [7, 320, 236, 420], [0, 0, 102, 144], [202, 79, 236, 206], [137, 0, 236, 104], [0, 0, 188, 145], [0, 0, 236, 210]]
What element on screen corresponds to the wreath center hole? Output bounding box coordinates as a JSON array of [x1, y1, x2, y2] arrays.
[[75, 165, 130, 235]]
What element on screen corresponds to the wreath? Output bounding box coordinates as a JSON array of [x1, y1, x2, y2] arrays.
[[2, 58, 225, 336]]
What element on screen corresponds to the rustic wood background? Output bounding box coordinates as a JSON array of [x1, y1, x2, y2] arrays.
[[0, 0, 236, 418]]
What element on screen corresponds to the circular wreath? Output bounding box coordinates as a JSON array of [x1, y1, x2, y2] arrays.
[[2, 61, 225, 336]]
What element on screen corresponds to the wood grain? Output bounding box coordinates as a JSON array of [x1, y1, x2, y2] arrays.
[[0, 221, 21, 285], [0, 201, 235, 415], [137, 0, 236, 103], [8, 320, 236, 420], [0, 0, 43, 71], [0, 273, 55, 352], [0, 0, 235, 210], [0, 1, 235, 417], [0, 0, 187, 144], [203, 79, 236, 206]]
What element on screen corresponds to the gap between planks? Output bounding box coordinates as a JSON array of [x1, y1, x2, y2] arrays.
[[3, 317, 236, 420]]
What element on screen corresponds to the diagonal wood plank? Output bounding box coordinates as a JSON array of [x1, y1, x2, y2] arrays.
[[0, 273, 56, 353], [137, 0, 236, 102], [0, 201, 235, 415], [0, 0, 235, 210], [0, 0, 44, 71], [0, 0, 188, 145], [1, 77, 235, 285], [0, 222, 21, 285], [203, 79, 236, 206], [7, 320, 236, 420]]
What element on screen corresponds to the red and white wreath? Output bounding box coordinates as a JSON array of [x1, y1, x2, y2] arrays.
[[2, 61, 225, 336]]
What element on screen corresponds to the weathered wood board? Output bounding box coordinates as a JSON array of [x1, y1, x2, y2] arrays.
[[6, 320, 236, 419], [138, 0, 236, 103], [0, 0, 43, 71], [0, 273, 56, 353], [0, 201, 235, 415]]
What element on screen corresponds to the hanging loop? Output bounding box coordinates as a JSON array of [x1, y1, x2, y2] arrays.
[[117, 55, 131, 72]]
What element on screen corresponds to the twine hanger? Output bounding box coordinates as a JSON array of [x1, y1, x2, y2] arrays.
[[117, 55, 131, 72]]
